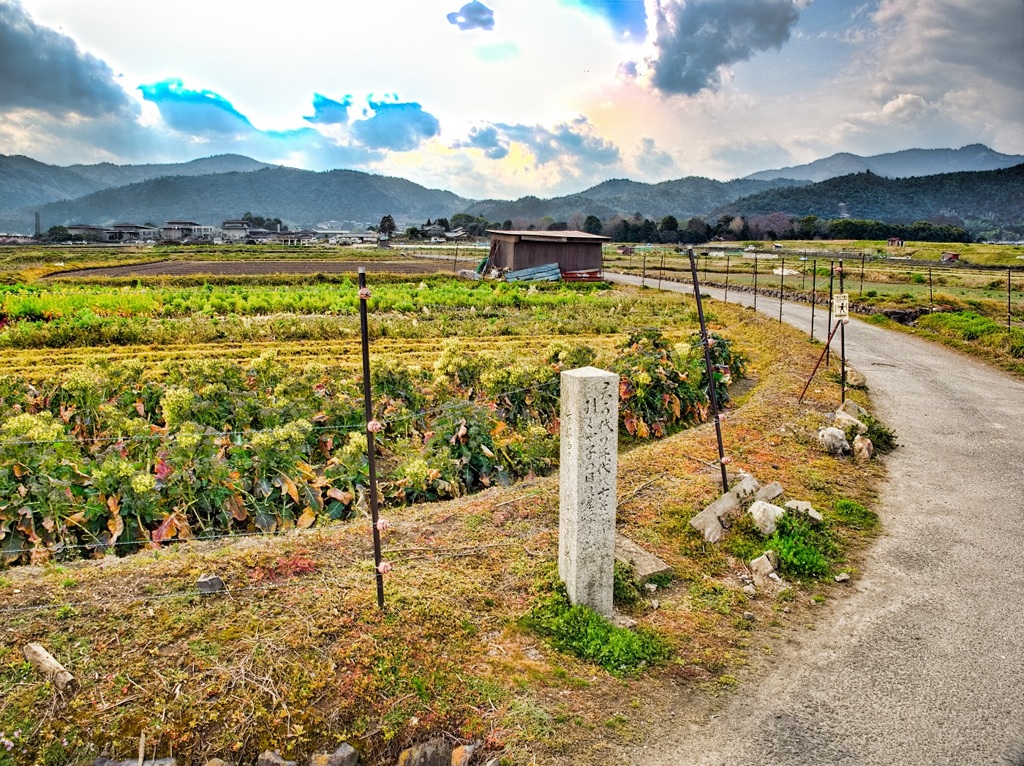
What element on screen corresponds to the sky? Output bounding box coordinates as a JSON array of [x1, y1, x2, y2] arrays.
[[1, 0, 1022, 199]]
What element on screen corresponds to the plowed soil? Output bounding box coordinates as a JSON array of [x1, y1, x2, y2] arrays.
[[47, 258, 456, 278]]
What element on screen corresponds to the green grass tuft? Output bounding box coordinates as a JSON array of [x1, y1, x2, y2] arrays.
[[523, 582, 671, 677]]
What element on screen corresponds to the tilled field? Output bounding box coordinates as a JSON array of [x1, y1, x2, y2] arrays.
[[46, 258, 453, 278]]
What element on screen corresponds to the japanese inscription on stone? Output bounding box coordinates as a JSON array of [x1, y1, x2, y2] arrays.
[[558, 366, 619, 616]]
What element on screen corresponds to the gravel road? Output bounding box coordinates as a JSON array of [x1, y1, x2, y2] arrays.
[[609, 272, 1024, 766]]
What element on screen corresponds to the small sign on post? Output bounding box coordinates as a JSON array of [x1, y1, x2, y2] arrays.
[[833, 293, 850, 319]]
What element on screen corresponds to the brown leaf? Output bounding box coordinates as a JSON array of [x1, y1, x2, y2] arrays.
[[11, 463, 25, 478], [107, 511, 124, 542], [134, 399, 146, 417], [297, 507, 316, 530], [278, 474, 300, 503], [151, 514, 179, 544], [327, 487, 353, 505], [107, 495, 120, 514], [225, 495, 248, 522]]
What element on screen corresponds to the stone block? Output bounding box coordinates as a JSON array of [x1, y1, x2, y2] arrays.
[[748, 500, 786, 536], [689, 507, 724, 544], [702, 491, 742, 527], [784, 500, 823, 525], [755, 481, 784, 502], [750, 553, 776, 578], [450, 744, 475, 766], [839, 399, 868, 419], [731, 473, 761, 503], [310, 744, 358, 766], [197, 573, 225, 594], [397, 738, 452, 766], [258, 753, 285, 766], [615, 534, 673, 583], [559, 367, 619, 616]]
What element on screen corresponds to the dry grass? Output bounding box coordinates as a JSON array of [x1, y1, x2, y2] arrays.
[[0, 300, 884, 766]]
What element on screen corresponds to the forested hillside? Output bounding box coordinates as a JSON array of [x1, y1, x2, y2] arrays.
[[0, 154, 272, 218], [716, 165, 1024, 226], [13, 167, 469, 231], [464, 177, 807, 222]]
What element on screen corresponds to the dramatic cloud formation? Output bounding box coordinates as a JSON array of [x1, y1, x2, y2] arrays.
[[0, 0, 135, 118], [304, 94, 353, 126], [641, 0, 805, 95], [138, 80, 253, 136], [350, 100, 442, 152], [2, 0, 1021, 199], [447, 1, 494, 31]]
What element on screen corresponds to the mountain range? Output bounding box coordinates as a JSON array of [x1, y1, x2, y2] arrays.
[[744, 144, 1023, 182], [1, 145, 1022, 234]]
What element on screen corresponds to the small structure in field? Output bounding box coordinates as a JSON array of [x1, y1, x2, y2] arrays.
[[941, 251, 960, 262], [888, 237, 905, 247], [486, 230, 608, 275]]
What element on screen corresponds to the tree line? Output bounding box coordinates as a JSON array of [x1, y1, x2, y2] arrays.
[[395, 211, 972, 244]]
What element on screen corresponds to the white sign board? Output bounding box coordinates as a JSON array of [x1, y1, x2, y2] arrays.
[[833, 293, 850, 318]]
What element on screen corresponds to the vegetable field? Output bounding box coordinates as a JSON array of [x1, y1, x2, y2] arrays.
[[0, 265, 746, 565]]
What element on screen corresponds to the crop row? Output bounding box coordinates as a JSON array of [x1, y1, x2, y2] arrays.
[[0, 330, 746, 565]]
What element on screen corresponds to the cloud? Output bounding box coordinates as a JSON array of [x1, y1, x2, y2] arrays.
[[566, 0, 648, 40], [639, 0, 805, 95], [633, 137, 677, 177], [350, 100, 441, 152], [0, 0, 136, 118], [304, 94, 352, 125], [138, 79, 254, 136], [460, 126, 509, 159], [467, 118, 622, 166], [447, 1, 495, 30]]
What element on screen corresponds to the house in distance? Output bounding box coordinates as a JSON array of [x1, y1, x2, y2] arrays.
[[485, 230, 609, 276]]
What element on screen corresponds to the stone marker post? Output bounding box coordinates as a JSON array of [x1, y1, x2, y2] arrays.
[[559, 366, 619, 616]]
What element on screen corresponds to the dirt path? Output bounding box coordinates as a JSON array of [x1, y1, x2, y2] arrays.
[[609, 273, 1024, 766]]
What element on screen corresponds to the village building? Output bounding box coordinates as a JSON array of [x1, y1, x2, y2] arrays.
[[485, 230, 609, 273]]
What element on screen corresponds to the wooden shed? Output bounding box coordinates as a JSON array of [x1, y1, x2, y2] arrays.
[[486, 230, 609, 273]]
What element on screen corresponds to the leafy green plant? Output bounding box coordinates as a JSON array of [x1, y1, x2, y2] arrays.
[[765, 514, 835, 579], [613, 328, 706, 439], [523, 580, 670, 676], [688, 331, 747, 405], [862, 414, 898, 454]]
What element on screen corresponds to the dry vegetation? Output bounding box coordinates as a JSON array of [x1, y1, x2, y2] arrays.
[[0, 290, 884, 765]]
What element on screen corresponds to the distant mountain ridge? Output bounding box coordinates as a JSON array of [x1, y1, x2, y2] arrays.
[[745, 144, 1024, 182], [717, 164, 1024, 224], [2, 145, 1022, 234], [5, 167, 469, 232], [464, 177, 808, 222], [0, 154, 273, 218]]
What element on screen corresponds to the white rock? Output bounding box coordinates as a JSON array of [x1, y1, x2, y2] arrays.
[[750, 553, 776, 578], [818, 427, 851, 456], [834, 410, 868, 435], [748, 500, 786, 536]]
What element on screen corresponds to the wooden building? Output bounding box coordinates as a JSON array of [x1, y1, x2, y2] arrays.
[[486, 230, 609, 273]]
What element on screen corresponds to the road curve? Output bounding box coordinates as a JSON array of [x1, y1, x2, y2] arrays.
[[608, 272, 1024, 766]]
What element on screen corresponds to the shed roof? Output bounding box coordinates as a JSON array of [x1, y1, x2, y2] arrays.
[[486, 230, 610, 242]]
